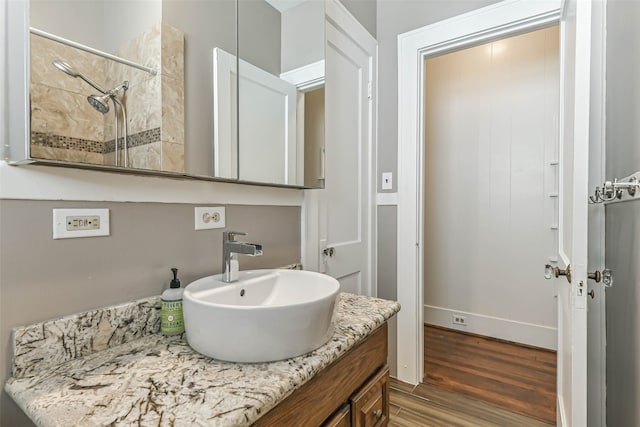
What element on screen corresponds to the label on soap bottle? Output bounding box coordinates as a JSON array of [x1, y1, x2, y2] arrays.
[[161, 300, 184, 334]]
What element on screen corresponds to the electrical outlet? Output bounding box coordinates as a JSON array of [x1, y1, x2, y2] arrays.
[[452, 314, 467, 326], [195, 207, 225, 230], [53, 209, 110, 239]]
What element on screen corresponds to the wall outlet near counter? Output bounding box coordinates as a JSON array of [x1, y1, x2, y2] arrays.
[[53, 208, 110, 239], [195, 207, 225, 230]]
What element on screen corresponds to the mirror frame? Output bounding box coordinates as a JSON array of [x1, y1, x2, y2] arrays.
[[6, 0, 322, 190]]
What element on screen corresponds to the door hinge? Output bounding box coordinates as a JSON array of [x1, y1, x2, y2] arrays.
[[368, 81, 372, 100]]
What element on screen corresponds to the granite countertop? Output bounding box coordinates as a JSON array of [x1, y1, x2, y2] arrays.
[[5, 293, 400, 427]]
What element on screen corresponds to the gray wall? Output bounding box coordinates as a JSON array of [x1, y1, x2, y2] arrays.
[[238, 0, 281, 75], [374, 0, 500, 375], [164, 0, 281, 177], [281, 0, 324, 73], [341, 0, 377, 37], [376, 0, 500, 193], [162, 0, 237, 177], [605, 0, 640, 425], [0, 200, 300, 426]]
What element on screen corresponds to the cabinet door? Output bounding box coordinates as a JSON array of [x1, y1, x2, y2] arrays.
[[323, 404, 351, 427], [351, 366, 389, 427]]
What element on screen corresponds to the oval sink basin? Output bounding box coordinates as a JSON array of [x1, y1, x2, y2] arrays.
[[183, 269, 340, 363]]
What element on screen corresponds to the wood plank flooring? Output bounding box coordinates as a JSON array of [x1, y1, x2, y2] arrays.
[[389, 378, 553, 426], [423, 324, 556, 424]]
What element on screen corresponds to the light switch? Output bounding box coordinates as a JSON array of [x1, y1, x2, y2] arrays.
[[382, 172, 393, 190]]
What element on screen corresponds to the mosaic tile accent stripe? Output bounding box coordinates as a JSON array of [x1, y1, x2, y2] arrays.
[[31, 132, 103, 154], [31, 127, 161, 155], [104, 127, 161, 153], [11, 296, 161, 379]]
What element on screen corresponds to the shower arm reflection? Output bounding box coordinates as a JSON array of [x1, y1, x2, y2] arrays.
[[53, 60, 130, 167]]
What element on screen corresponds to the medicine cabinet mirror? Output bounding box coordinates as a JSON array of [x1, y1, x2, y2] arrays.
[[23, 0, 325, 189]]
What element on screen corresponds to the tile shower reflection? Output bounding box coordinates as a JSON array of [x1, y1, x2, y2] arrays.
[[29, 23, 185, 172]]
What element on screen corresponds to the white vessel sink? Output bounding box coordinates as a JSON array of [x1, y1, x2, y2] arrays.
[[183, 269, 340, 363]]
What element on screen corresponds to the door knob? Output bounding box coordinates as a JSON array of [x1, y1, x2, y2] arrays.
[[544, 264, 571, 283], [322, 247, 335, 257], [587, 268, 613, 287]]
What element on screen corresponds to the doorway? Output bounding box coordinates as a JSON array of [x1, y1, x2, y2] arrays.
[[422, 26, 559, 350], [421, 25, 559, 424], [397, 0, 607, 424]]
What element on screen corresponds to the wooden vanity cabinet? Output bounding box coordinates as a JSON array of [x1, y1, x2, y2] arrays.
[[254, 323, 389, 427], [350, 366, 389, 427], [323, 404, 351, 427]]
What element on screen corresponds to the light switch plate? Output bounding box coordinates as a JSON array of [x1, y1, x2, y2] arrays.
[[382, 172, 393, 190], [53, 209, 110, 239], [195, 207, 226, 230]]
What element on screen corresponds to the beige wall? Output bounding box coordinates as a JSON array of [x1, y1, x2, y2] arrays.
[[0, 199, 300, 426], [422, 27, 559, 348]]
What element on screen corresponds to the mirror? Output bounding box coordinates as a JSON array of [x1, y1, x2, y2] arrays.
[[29, 0, 187, 172], [27, 0, 324, 188], [236, 0, 325, 188]]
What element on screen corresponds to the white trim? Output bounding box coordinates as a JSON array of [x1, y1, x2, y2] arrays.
[[213, 47, 237, 180], [557, 10, 570, 268], [376, 192, 397, 206], [558, 394, 568, 426], [0, 163, 304, 206], [396, 0, 562, 385], [5, 0, 30, 163], [280, 60, 325, 91], [586, 0, 607, 424], [423, 305, 557, 350]]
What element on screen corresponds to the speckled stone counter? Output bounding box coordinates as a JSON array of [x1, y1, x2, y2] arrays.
[[5, 293, 400, 427]]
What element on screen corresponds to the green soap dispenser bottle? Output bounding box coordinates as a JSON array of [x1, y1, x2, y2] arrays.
[[161, 267, 184, 335]]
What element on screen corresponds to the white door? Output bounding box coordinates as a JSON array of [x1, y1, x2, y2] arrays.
[[213, 48, 298, 185], [304, 0, 376, 296], [556, 0, 592, 425]]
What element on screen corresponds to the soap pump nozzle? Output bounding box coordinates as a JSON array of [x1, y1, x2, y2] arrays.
[[170, 267, 181, 288]]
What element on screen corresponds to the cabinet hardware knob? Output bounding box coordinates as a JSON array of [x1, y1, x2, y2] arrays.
[[588, 290, 595, 299], [373, 409, 382, 418]]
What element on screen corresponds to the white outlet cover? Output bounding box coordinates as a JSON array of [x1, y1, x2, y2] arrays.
[[195, 207, 226, 230], [53, 208, 110, 239]]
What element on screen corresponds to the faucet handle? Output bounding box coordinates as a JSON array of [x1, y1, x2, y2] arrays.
[[224, 231, 247, 242]]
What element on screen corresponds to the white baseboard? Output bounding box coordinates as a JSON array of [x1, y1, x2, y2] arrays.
[[423, 304, 557, 350]]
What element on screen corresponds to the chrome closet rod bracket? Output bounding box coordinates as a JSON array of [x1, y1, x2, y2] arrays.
[[589, 171, 640, 204]]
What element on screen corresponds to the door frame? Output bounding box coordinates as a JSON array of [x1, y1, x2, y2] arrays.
[[586, 1, 607, 425], [397, 2, 607, 421], [396, 0, 562, 384]]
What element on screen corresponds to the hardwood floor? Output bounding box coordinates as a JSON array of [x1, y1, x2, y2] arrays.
[[389, 378, 553, 426], [423, 324, 556, 424]]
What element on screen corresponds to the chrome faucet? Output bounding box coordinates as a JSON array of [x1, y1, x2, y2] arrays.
[[222, 231, 263, 282]]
